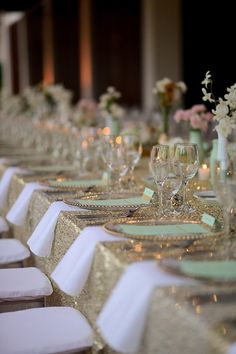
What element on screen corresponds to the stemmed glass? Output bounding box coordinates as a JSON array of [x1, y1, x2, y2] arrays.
[[101, 135, 129, 192], [212, 159, 234, 234], [162, 162, 183, 216], [122, 134, 143, 189], [150, 144, 170, 216], [172, 143, 199, 212]]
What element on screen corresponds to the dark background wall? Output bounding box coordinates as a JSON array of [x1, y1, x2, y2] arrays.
[[91, 0, 141, 106], [182, 0, 236, 109], [2, 0, 236, 109]]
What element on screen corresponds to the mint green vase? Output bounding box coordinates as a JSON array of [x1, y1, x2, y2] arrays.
[[106, 115, 120, 135], [189, 129, 204, 162]]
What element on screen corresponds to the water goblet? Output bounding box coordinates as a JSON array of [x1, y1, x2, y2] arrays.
[[149, 144, 170, 216], [212, 159, 235, 235], [172, 142, 199, 212], [162, 162, 183, 217], [101, 135, 129, 192], [122, 134, 143, 189]]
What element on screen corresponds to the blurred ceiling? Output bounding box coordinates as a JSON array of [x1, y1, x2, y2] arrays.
[[0, 0, 41, 12]]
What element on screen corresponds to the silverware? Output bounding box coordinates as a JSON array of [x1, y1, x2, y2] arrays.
[[126, 207, 141, 217], [82, 185, 96, 193]]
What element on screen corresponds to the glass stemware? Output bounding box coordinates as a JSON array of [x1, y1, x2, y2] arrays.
[[162, 162, 183, 217], [212, 159, 234, 234], [122, 134, 143, 189], [172, 142, 199, 212], [101, 135, 129, 192], [149, 144, 170, 216]]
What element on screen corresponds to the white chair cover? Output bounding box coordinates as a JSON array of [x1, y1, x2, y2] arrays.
[[0, 267, 53, 301], [0, 306, 93, 354], [0, 239, 30, 265]]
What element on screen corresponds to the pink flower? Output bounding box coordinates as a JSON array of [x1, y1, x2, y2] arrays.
[[174, 104, 213, 132]]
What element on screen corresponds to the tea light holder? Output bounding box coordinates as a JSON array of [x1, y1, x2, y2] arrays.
[[198, 164, 210, 181]]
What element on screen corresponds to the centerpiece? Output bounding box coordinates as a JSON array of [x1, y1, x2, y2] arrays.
[[98, 86, 125, 135], [71, 98, 98, 129], [152, 77, 187, 138], [174, 104, 213, 162], [201, 71, 236, 163]]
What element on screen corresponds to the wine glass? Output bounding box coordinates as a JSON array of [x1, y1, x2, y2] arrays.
[[172, 142, 199, 212], [212, 159, 234, 234], [162, 162, 183, 217], [149, 144, 170, 216], [122, 134, 143, 189], [101, 135, 129, 191]]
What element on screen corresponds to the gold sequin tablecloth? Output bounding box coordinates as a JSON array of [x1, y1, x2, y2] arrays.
[[1, 162, 236, 354]]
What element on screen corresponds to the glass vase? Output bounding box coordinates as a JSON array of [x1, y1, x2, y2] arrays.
[[209, 139, 218, 184], [227, 127, 236, 172], [160, 107, 170, 137], [106, 115, 120, 135], [189, 129, 204, 163], [216, 126, 228, 162]]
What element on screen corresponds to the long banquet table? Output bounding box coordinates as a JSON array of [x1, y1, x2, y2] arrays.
[[1, 145, 236, 353]]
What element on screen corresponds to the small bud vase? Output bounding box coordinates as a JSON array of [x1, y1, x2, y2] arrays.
[[106, 115, 120, 135], [160, 107, 170, 137], [210, 139, 218, 183], [227, 127, 236, 172], [189, 129, 204, 163], [216, 126, 228, 162]]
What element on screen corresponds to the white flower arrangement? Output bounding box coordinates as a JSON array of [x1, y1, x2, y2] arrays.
[[152, 77, 187, 136], [0, 90, 21, 117], [152, 78, 187, 109], [42, 84, 73, 118], [202, 71, 236, 137], [71, 98, 98, 127], [98, 86, 125, 119]]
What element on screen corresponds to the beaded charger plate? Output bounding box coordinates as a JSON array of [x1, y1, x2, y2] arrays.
[[159, 258, 236, 283], [64, 192, 156, 211], [103, 218, 223, 242]]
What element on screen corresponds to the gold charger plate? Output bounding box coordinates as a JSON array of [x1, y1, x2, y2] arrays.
[[64, 191, 155, 211], [103, 218, 223, 242]]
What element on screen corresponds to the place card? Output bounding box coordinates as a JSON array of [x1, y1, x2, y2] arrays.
[[142, 187, 155, 203], [201, 213, 217, 227]]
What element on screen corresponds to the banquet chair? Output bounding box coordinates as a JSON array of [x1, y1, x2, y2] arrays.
[[0, 267, 53, 313], [0, 238, 31, 268], [0, 306, 93, 354], [0, 216, 10, 238]]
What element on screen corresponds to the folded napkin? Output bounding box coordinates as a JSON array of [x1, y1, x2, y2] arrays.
[[6, 182, 51, 226], [51, 226, 124, 296], [0, 167, 29, 210], [0, 217, 9, 233], [27, 201, 84, 257], [96, 260, 197, 354]]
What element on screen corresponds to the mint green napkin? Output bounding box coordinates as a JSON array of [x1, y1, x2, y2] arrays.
[[118, 223, 209, 236], [77, 196, 149, 207], [179, 260, 236, 280], [49, 179, 105, 187]]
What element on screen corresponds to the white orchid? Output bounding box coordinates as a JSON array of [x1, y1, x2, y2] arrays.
[[98, 86, 124, 119], [201, 71, 236, 137]]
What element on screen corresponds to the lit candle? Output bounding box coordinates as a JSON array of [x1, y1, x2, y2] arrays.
[[198, 164, 210, 181]]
